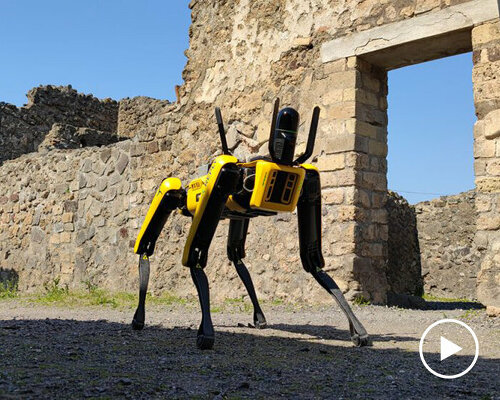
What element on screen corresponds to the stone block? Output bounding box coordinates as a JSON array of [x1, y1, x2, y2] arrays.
[[361, 172, 387, 191], [323, 188, 344, 204], [62, 213, 74, 223], [293, 37, 312, 48], [368, 140, 388, 157], [327, 71, 359, 90], [322, 170, 358, 187], [486, 159, 500, 176], [476, 195, 492, 212], [474, 139, 496, 158], [356, 121, 379, 138], [415, 0, 440, 15], [476, 177, 500, 193], [60, 232, 72, 243], [484, 109, 500, 140], [316, 154, 345, 171], [324, 59, 347, 74], [486, 306, 500, 317], [326, 102, 356, 119], [371, 209, 388, 224], [477, 213, 500, 230], [115, 153, 129, 175], [474, 158, 487, 176], [357, 189, 371, 208], [336, 206, 358, 222], [322, 89, 344, 105], [322, 133, 355, 154], [472, 21, 500, 47]]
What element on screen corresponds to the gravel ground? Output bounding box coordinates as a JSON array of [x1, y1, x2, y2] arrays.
[[0, 301, 498, 399]]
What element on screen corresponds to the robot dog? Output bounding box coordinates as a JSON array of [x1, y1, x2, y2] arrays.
[[132, 100, 370, 349]]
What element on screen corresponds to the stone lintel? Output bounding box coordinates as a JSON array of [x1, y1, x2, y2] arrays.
[[321, 0, 500, 69]]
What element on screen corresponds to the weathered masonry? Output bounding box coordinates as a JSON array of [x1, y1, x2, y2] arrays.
[[0, 0, 498, 311]]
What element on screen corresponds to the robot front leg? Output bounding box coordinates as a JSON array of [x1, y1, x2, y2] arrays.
[[227, 218, 267, 328], [132, 178, 185, 330], [298, 167, 370, 347]]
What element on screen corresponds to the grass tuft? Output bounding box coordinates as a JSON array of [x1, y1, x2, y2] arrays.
[[353, 296, 371, 306], [421, 293, 480, 303], [0, 279, 18, 299]]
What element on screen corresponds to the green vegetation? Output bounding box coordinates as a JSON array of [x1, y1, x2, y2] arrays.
[[421, 293, 477, 303], [0, 277, 192, 309], [459, 309, 483, 320], [0, 279, 18, 299], [352, 296, 371, 306]]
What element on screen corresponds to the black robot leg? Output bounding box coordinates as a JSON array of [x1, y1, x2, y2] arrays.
[[184, 164, 240, 349], [132, 187, 185, 331], [132, 254, 150, 330], [298, 168, 370, 347], [227, 218, 267, 329], [190, 266, 215, 350]]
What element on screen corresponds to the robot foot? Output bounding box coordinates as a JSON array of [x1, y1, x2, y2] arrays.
[[196, 333, 215, 350], [253, 311, 267, 329]]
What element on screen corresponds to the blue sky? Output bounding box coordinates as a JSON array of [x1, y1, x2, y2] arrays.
[[0, 1, 475, 204]]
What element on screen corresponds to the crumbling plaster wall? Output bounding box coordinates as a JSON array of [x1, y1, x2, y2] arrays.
[[1, 0, 498, 306], [0, 85, 119, 164]]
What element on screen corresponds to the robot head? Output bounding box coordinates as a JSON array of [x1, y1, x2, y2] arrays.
[[268, 99, 320, 166], [214, 99, 320, 165], [270, 107, 300, 164]]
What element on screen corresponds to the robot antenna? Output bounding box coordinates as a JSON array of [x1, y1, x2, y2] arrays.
[[215, 107, 230, 155], [295, 106, 320, 165], [268, 98, 280, 160]]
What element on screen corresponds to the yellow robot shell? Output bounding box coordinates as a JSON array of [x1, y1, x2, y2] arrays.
[[182, 155, 238, 266], [226, 195, 246, 212], [299, 163, 319, 172], [134, 177, 182, 254], [249, 160, 305, 212], [186, 176, 208, 216]]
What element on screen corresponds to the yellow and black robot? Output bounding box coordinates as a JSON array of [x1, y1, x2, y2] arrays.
[[132, 100, 370, 349]]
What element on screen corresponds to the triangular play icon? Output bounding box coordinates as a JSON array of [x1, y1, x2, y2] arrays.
[[440, 336, 462, 361]]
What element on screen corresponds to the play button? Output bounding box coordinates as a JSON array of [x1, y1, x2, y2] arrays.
[[419, 319, 479, 379], [440, 336, 462, 361]]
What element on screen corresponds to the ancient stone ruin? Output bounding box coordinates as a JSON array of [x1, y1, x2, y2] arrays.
[[0, 0, 498, 312]]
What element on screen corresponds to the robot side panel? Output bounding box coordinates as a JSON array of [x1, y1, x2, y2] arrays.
[[249, 160, 305, 212]]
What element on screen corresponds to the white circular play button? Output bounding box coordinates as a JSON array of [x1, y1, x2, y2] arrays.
[[440, 336, 462, 361], [419, 319, 479, 379]]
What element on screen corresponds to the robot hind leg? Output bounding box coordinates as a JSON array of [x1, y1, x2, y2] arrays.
[[132, 178, 185, 330], [227, 218, 267, 329], [298, 167, 370, 347], [183, 162, 240, 349]]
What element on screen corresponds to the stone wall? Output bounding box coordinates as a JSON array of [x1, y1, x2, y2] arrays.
[[0, 85, 119, 164], [415, 191, 480, 299], [386, 191, 422, 297], [472, 20, 500, 310]]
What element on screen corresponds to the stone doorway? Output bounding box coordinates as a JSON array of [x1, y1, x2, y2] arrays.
[[319, 0, 499, 306]]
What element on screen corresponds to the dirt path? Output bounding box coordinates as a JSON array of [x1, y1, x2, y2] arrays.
[[0, 301, 498, 399]]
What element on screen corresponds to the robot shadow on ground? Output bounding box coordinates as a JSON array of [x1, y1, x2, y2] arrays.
[[0, 318, 497, 399], [262, 323, 417, 343]]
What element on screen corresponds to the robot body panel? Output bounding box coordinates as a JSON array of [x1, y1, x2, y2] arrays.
[[249, 160, 305, 212]]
